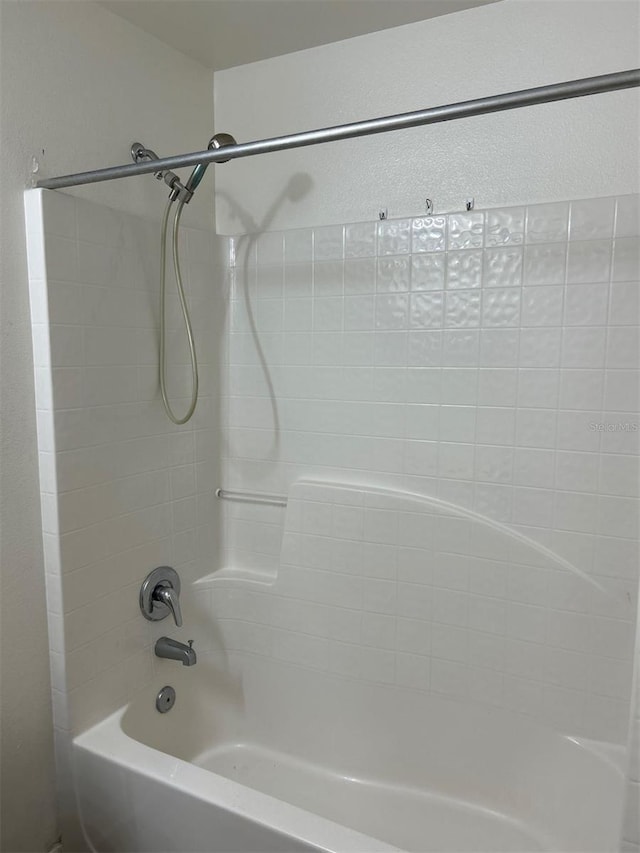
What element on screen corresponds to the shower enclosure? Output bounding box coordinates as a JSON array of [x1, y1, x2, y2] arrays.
[[24, 69, 640, 852]]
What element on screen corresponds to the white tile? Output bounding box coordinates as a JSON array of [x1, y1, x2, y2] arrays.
[[257, 231, 284, 266], [284, 229, 312, 264], [446, 250, 483, 289], [362, 578, 396, 615], [526, 203, 569, 244], [284, 263, 313, 297], [512, 486, 553, 527], [440, 368, 477, 405], [442, 330, 479, 366], [412, 216, 446, 253], [564, 283, 609, 326], [314, 261, 343, 296], [45, 235, 79, 282], [604, 370, 639, 413], [404, 440, 438, 477], [482, 288, 521, 327], [483, 246, 523, 289], [411, 254, 445, 291], [569, 197, 615, 241], [566, 240, 612, 284], [438, 442, 475, 480], [559, 369, 604, 411], [43, 190, 77, 239], [314, 297, 343, 331], [432, 623, 468, 662], [606, 326, 640, 369], [520, 286, 562, 327], [480, 329, 520, 367], [477, 369, 516, 408], [556, 411, 601, 452], [476, 407, 515, 446], [516, 408, 559, 448], [609, 281, 640, 326], [448, 212, 484, 250], [431, 659, 470, 698], [599, 414, 640, 455], [612, 238, 640, 282], [517, 369, 559, 409], [439, 406, 476, 443], [554, 491, 598, 534], [615, 195, 640, 239], [377, 256, 410, 293], [475, 445, 513, 483], [344, 258, 375, 294], [486, 208, 525, 248], [599, 454, 639, 497], [432, 587, 468, 627], [377, 220, 410, 256], [597, 495, 639, 539], [555, 450, 599, 492], [409, 292, 443, 329], [345, 222, 376, 259], [446, 290, 481, 328], [523, 243, 567, 286], [361, 612, 395, 648], [519, 327, 562, 368], [395, 652, 430, 689], [375, 294, 408, 330], [507, 602, 547, 643], [562, 327, 606, 368]]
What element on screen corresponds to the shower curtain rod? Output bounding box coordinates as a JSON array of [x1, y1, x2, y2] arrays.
[[36, 69, 640, 191]]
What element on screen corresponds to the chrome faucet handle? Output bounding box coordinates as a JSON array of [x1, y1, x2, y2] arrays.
[[140, 566, 182, 626], [152, 584, 183, 627]]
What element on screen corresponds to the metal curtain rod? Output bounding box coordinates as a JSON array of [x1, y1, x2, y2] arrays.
[[37, 69, 640, 191]]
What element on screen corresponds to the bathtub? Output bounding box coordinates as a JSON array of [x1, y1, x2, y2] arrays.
[[73, 652, 625, 852]]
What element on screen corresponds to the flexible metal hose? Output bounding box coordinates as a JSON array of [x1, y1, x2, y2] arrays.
[[159, 198, 199, 424]]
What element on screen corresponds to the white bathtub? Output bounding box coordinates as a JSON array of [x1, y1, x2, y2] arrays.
[[73, 653, 625, 852]]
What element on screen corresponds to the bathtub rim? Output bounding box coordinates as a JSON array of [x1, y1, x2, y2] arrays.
[[73, 703, 402, 853]]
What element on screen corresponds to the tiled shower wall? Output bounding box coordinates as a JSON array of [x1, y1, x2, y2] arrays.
[[224, 198, 640, 576], [24, 189, 224, 828], [25, 189, 640, 845], [219, 196, 640, 819], [221, 195, 640, 850]]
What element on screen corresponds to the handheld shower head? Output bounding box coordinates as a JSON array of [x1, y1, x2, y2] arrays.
[[185, 132, 237, 195]]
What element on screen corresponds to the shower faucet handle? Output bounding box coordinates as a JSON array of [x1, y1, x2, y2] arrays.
[[139, 566, 183, 627], [152, 584, 183, 628]]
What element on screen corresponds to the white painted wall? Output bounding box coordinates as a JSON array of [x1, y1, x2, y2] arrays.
[[214, 0, 640, 234], [0, 2, 213, 848]]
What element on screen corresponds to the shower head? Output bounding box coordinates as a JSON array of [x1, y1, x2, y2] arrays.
[[184, 132, 237, 196]]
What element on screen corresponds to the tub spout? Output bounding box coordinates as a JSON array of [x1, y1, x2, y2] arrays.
[[155, 636, 197, 666]]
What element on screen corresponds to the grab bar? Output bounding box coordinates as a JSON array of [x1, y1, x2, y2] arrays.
[[215, 488, 288, 508]]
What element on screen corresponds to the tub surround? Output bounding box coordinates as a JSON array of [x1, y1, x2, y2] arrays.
[[25, 190, 639, 850]]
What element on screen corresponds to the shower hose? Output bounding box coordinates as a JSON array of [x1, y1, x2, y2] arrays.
[[159, 197, 198, 425]]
